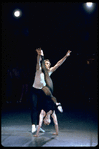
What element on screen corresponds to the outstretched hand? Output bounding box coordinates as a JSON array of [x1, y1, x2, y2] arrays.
[[36, 48, 44, 56], [53, 132, 58, 135], [33, 134, 39, 137], [66, 50, 72, 57]]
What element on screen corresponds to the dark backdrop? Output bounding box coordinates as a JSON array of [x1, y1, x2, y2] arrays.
[[2, 2, 98, 112]]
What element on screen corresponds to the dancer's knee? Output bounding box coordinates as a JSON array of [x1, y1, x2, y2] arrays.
[[42, 86, 51, 96]]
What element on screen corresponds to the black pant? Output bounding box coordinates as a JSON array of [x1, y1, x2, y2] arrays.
[[30, 87, 45, 125]]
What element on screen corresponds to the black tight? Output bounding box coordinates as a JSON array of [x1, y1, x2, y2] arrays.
[[41, 56, 57, 104]]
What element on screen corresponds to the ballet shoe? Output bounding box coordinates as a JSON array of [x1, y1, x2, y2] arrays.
[[57, 105, 63, 113]]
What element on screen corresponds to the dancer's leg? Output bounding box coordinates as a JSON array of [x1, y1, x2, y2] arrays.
[[42, 86, 57, 104], [30, 88, 38, 133], [41, 56, 53, 92], [31, 94, 38, 125]]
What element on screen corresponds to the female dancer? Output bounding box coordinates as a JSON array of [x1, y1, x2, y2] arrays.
[[34, 94, 58, 137], [36, 48, 71, 111]]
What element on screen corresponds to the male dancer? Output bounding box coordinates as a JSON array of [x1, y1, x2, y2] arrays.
[[31, 48, 71, 133]]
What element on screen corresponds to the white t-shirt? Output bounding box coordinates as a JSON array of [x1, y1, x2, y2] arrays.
[[33, 67, 52, 89]]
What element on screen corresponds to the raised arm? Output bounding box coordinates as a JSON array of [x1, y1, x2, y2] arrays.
[[51, 111, 58, 135], [36, 54, 41, 70], [35, 48, 43, 70], [50, 50, 72, 73], [34, 110, 46, 137]]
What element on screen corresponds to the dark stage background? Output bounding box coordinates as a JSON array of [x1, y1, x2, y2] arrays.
[[2, 2, 98, 113]]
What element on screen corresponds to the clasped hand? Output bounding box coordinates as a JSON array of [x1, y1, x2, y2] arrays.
[[36, 48, 71, 57], [66, 50, 72, 57], [36, 48, 44, 56]]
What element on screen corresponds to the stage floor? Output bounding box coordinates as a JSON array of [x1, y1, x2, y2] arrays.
[[1, 103, 98, 147]]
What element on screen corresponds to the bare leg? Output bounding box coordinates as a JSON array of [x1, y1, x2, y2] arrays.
[[41, 56, 53, 92], [34, 110, 46, 137], [51, 111, 58, 135], [42, 86, 58, 104]]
